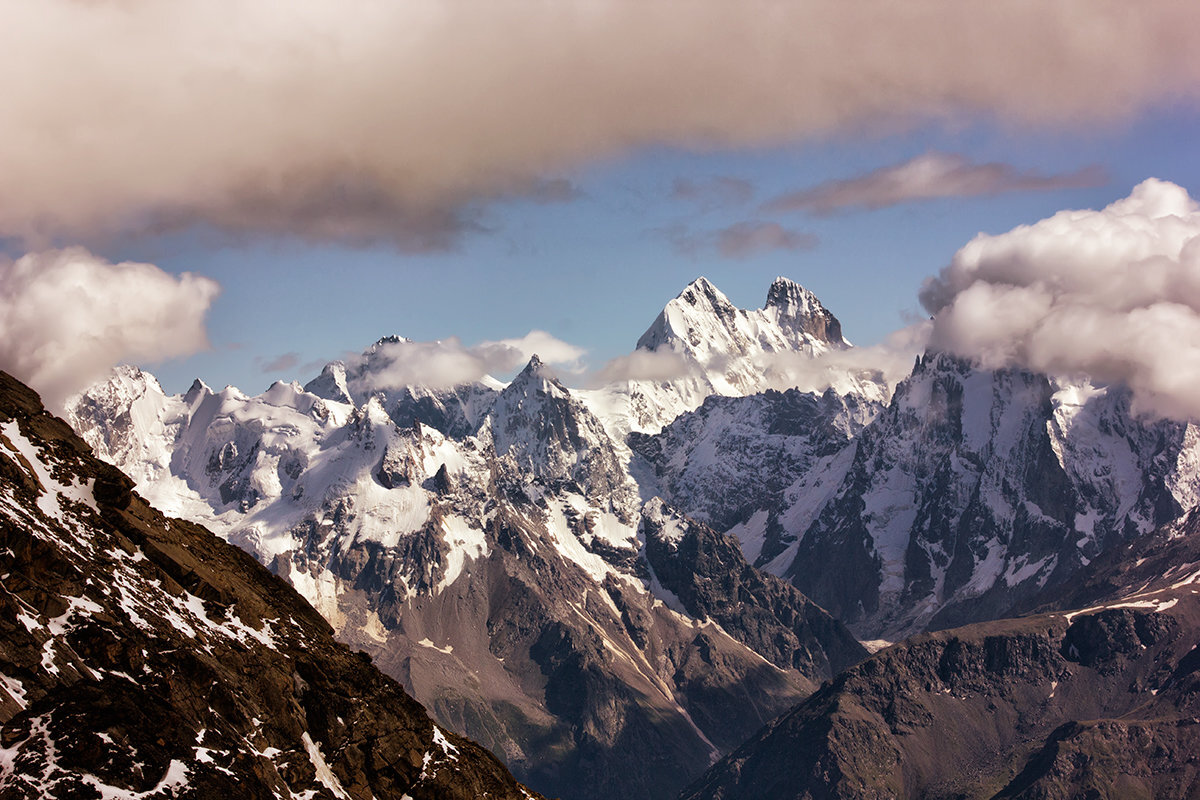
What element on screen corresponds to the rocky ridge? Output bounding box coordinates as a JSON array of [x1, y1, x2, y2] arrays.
[[0, 371, 541, 800], [633, 347, 1200, 642], [682, 545, 1200, 799]]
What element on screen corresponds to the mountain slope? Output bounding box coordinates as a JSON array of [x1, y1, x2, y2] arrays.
[[0, 371, 540, 800], [67, 351, 864, 800], [776, 353, 1200, 640], [631, 387, 879, 568], [681, 549, 1200, 800]]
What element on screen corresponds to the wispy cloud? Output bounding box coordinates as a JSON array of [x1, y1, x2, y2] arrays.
[[1, 2, 1196, 248], [671, 176, 756, 210], [766, 154, 1106, 215], [593, 349, 700, 385], [351, 330, 585, 393], [663, 221, 817, 259], [716, 222, 818, 258], [258, 352, 301, 374]]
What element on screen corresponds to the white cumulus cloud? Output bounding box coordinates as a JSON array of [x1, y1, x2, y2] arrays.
[[0, 248, 219, 412], [921, 178, 1200, 420]]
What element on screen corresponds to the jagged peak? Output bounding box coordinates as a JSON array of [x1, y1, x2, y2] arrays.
[[635, 277, 737, 352], [762, 276, 847, 346], [184, 377, 212, 405], [765, 276, 819, 311], [303, 361, 353, 405], [505, 355, 568, 399], [369, 334, 410, 350], [675, 276, 734, 312]]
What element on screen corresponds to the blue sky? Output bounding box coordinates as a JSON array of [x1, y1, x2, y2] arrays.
[[2, 1, 1200, 407], [122, 109, 1200, 395]]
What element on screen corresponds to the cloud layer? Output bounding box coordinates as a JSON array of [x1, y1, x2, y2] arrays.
[[767, 153, 1105, 215], [3, 1, 1199, 247], [921, 179, 1200, 420], [757, 322, 932, 395], [353, 330, 585, 393], [0, 248, 219, 411]]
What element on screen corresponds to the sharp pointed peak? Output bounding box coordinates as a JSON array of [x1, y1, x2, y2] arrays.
[[183, 377, 211, 405], [675, 276, 731, 305], [505, 354, 568, 397], [765, 276, 819, 309]]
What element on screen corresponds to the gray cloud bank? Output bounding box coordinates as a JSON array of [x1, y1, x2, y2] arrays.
[[3, 1, 1199, 248], [922, 179, 1200, 421], [0, 249, 219, 412], [767, 153, 1105, 215]]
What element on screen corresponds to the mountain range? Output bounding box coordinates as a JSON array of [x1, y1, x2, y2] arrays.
[[61, 275, 1200, 799]]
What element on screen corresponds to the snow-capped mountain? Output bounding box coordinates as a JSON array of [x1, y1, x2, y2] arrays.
[[0, 371, 540, 800], [777, 353, 1200, 639], [580, 276, 888, 437], [65, 272, 1200, 796], [66, 284, 867, 800]]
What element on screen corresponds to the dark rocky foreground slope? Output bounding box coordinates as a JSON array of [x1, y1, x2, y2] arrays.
[[0, 372, 541, 800], [681, 539, 1200, 799]]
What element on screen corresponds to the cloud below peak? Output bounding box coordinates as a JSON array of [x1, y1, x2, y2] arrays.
[[351, 330, 585, 393]]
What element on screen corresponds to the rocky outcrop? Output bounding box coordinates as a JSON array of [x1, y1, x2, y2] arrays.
[[0, 371, 540, 800], [682, 594, 1200, 799], [630, 387, 878, 564]]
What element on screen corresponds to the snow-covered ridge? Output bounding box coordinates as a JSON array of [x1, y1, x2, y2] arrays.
[[64, 276, 872, 799], [583, 275, 887, 437]]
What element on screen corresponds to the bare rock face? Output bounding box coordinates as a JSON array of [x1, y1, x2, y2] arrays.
[[682, 503, 1200, 800], [0, 371, 540, 800], [682, 598, 1200, 800]]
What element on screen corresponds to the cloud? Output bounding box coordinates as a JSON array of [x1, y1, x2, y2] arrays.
[[475, 330, 588, 374], [258, 352, 301, 374], [664, 221, 817, 258], [3, 1, 1199, 247], [519, 178, 584, 205], [920, 178, 1200, 420], [352, 330, 585, 392], [766, 153, 1106, 215], [593, 349, 700, 384], [671, 176, 756, 210], [0, 248, 219, 412], [716, 222, 818, 258], [757, 322, 932, 395]]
